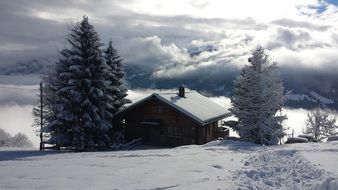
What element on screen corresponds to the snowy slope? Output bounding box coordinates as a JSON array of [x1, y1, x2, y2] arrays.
[[0, 141, 338, 190], [310, 91, 334, 105], [287, 91, 334, 107]]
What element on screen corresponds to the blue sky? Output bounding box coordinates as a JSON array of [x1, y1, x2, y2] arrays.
[[327, 0, 338, 5], [317, 0, 338, 12]]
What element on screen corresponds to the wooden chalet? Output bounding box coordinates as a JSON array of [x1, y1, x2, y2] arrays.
[[115, 85, 230, 147]]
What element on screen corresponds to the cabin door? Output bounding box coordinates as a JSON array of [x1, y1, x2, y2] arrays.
[[141, 121, 161, 145], [147, 125, 161, 144]]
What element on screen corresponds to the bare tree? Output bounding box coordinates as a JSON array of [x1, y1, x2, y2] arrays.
[[0, 129, 33, 147], [0, 129, 11, 147], [304, 108, 338, 141], [10, 133, 33, 148]]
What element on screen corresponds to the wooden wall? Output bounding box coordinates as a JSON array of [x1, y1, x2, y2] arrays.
[[121, 97, 221, 146]]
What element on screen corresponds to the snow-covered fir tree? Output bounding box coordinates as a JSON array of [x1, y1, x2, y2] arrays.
[[104, 40, 131, 114], [230, 47, 286, 145], [304, 108, 338, 141], [46, 16, 114, 150], [42, 67, 72, 148]]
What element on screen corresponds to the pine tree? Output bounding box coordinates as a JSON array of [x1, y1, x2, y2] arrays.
[[304, 108, 338, 141], [43, 67, 72, 148], [230, 47, 286, 145], [46, 16, 114, 150], [104, 41, 131, 144], [104, 40, 131, 114]]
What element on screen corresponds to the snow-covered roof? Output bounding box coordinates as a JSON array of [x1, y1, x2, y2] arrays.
[[116, 89, 230, 126]]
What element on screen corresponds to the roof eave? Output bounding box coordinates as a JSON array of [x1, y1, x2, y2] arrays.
[[200, 112, 232, 126]]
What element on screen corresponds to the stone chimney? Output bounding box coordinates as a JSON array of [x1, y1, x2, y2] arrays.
[[178, 84, 186, 98]]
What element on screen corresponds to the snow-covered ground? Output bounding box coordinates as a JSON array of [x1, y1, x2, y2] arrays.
[[1, 140, 337, 190]]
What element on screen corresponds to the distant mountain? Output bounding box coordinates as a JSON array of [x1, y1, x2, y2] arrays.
[[286, 91, 335, 109], [187, 44, 218, 57], [2, 59, 338, 110], [0, 59, 55, 75]]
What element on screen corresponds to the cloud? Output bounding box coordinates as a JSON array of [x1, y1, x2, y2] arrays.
[[121, 36, 190, 70], [283, 108, 309, 136], [0, 0, 337, 73], [270, 46, 338, 69], [271, 18, 330, 31], [1, 1, 338, 109], [271, 28, 311, 49], [118, 0, 322, 21], [0, 84, 38, 106]]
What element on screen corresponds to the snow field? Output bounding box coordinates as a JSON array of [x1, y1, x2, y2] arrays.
[[0, 145, 247, 190], [0, 141, 338, 190]]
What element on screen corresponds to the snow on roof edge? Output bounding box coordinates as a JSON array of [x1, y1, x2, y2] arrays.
[[154, 93, 229, 125]]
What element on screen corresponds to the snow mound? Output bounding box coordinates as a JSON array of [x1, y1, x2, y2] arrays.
[[233, 149, 338, 190], [204, 140, 258, 149]]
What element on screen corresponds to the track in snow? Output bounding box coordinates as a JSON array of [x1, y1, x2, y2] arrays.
[[233, 149, 338, 190]]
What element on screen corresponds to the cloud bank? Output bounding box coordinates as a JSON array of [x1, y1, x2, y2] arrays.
[[0, 0, 338, 76]]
